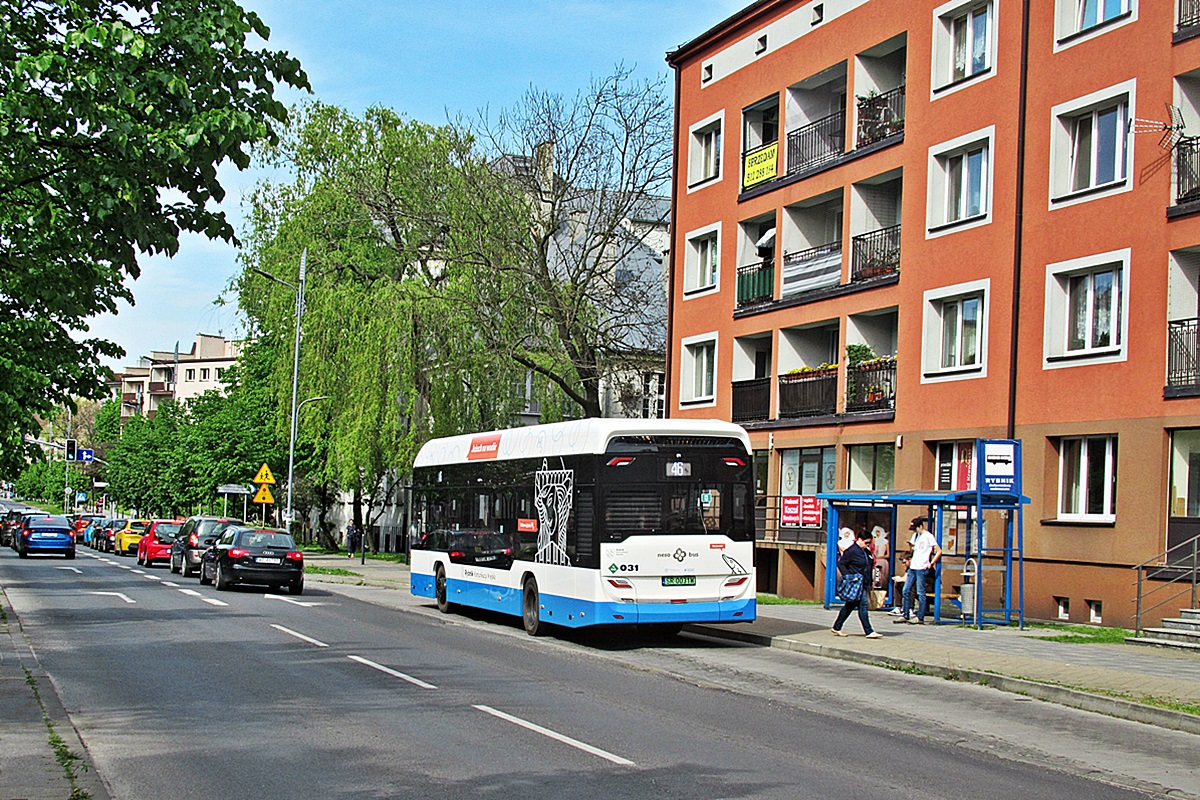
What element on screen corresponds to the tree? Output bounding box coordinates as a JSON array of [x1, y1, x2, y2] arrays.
[[0, 0, 308, 474]]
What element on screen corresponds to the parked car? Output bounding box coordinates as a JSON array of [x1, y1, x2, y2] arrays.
[[136, 520, 182, 567], [91, 519, 120, 552], [2, 509, 27, 547], [16, 514, 75, 559], [113, 519, 150, 556], [171, 516, 241, 577], [199, 526, 304, 594], [8, 511, 39, 551], [442, 530, 515, 570], [72, 514, 104, 544]]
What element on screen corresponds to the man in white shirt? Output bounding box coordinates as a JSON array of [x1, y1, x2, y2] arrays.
[[893, 515, 941, 624]]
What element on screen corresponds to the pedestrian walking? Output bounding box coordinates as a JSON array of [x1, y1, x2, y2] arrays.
[[893, 515, 942, 625], [831, 529, 883, 638], [346, 523, 358, 557]]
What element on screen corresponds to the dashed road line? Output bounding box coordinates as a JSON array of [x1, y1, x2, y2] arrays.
[[56, 566, 82, 574], [347, 655, 437, 690], [271, 624, 329, 648], [162, 581, 180, 587], [201, 598, 229, 606], [142, 574, 162, 581], [88, 591, 135, 604], [178, 589, 203, 597], [472, 705, 634, 766], [131, 569, 145, 574]]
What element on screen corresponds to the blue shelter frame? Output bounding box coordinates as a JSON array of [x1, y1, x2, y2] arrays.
[[817, 439, 1029, 629]]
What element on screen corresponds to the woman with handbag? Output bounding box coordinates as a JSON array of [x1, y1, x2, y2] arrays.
[[831, 529, 883, 638]]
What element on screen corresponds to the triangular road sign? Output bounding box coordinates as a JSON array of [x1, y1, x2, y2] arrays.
[[253, 484, 275, 504], [253, 463, 276, 484]]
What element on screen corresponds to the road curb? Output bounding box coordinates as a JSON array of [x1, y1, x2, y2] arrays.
[[685, 623, 1200, 736]]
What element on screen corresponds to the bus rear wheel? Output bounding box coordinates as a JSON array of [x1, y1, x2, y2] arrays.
[[435, 565, 454, 613], [522, 578, 544, 637]]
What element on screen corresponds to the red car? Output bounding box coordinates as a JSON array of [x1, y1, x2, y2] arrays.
[[136, 520, 183, 567]]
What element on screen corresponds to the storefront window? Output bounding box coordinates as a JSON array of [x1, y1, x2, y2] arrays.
[[779, 447, 835, 527], [1170, 430, 1200, 518], [848, 444, 895, 490], [936, 440, 975, 491]]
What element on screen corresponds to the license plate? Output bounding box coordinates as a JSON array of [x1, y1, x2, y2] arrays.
[[477, 555, 497, 562], [662, 575, 696, 587], [255, 557, 281, 565], [33, 533, 59, 539]]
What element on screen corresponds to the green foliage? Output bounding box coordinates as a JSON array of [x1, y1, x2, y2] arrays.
[[14, 457, 61, 502], [0, 0, 308, 474]]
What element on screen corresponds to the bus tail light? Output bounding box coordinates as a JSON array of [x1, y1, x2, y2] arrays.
[[723, 457, 746, 467], [606, 578, 633, 589], [724, 576, 749, 587]]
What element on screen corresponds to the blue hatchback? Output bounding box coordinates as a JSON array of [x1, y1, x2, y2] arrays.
[[17, 515, 76, 559]]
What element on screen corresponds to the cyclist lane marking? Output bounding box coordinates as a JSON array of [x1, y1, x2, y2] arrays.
[[472, 705, 635, 766]]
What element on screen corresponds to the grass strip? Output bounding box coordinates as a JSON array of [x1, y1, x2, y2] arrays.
[[306, 566, 361, 577], [756, 594, 821, 606], [23, 668, 91, 800], [1023, 622, 1132, 644]]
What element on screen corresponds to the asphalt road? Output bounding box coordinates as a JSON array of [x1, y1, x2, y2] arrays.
[[1, 547, 1190, 800]]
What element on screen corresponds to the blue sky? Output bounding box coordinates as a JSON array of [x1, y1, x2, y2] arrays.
[[88, 0, 746, 370]]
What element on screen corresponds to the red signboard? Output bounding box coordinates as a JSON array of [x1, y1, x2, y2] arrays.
[[781, 496, 802, 526], [517, 518, 538, 533], [800, 495, 823, 527], [467, 433, 502, 460]]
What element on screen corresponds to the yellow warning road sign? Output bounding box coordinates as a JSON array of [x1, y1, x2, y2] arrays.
[[253, 463, 276, 484], [253, 484, 275, 504]]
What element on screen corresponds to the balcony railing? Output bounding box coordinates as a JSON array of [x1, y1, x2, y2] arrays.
[[856, 86, 906, 149], [850, 224, 901, 282], [781, 241, 842, 297], [778, 369, 837, 418], [737, 259, 775, 307], [1176, 137, 1200, 205], [731, 377, 771, 423], [785, 110, 845, 176], [1182, 0, 1200, 29], [1168, 318, 1200, 387], [844, 358, 896, 413], [148, 381, 171, 394], [121, 392, 142, 407]]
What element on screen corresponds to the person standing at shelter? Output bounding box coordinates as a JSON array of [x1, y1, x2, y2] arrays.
[[894, 516, 941, 624], [831, 529, 883, 638]]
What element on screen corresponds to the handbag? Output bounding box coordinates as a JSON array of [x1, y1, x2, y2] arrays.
[[836, 572, 864, 602]]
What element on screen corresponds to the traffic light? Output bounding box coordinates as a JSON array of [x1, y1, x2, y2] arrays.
[[65, 438, 77, 462]]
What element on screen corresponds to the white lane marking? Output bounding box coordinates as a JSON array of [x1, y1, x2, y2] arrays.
[[178, 589, 202, 597], [118, 565, 132, 570], [201, 598, 229, 606], [161, 581, 180, 588], [57, 566, 83, 574], [264, 594, 321, 608], [271, 624, 329, 648], [347, 655, 437, 690], [472, 705, 634, 766], [143, 574, 162, 581], [88, 591, 135, 604], [131, 569, 145, 574]]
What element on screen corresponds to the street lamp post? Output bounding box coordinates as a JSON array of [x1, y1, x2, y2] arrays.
[[286, 394, 328, 536]]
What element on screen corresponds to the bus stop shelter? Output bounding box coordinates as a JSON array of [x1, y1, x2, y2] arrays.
[[817, 439, 1030, 629]]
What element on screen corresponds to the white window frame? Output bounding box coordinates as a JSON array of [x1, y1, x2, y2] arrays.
[[680, 331, 718, 407], [687, 111, 725, 191], [922, 279, 990, 382], [1054, 0, 1136, 51], [1043, 248, 1129, 369], [200, 368, 210, 381], [927, 126, 994, 238], [931, 0, 997, 99], [185, 369, 195, 382], [683, 222, 721, 297], [1049, 80, 1134, 208], [1057, 434, 1118, 522]]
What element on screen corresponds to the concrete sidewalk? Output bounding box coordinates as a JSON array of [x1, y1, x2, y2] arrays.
[[305, 553, 1200, 735]]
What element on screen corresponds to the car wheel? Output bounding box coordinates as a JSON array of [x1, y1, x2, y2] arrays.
[[522, 577, 544, 637], [435, 565, 453, 613], [198, 563, 212, 586], [136, 552, 143, 566], [180, 557, 193, 578], [18, 548, 27, 559], [215, 561, 231, 591], [288, 579, 304, 596], [65, 550, 75, 560], [170, 554, 180, 574]]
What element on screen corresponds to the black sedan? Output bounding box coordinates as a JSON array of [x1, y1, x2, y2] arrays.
[[199, 527, 304, 594]]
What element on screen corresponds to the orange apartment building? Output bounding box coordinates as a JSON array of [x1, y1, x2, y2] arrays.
[[666, 0, 1200, 627]]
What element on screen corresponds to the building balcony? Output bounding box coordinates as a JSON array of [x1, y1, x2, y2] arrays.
[[850, 224, 901, 282], [1182, 0, 1200, 30], [1167, 318, 1200, 397], [785, 110, 845, 176], [731, 377, 771, 423], [855, 85, 905, 149], [736, 259, 775, 307], [778, 369, 838, 418], [781, 241, 842, 297], [1176, 137, 1200, 206], [121, 393, 142, 407], [148, 382, 172, 394], [844, 357, 896, 413]]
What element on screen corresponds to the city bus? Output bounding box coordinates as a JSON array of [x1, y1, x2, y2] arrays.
[[409, 418, 756, 635]]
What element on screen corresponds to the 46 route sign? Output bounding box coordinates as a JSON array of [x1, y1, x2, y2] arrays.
[[252, 463, 275, 505]]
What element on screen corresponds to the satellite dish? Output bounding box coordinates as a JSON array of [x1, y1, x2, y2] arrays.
[[1130, 103, 1188, 150]]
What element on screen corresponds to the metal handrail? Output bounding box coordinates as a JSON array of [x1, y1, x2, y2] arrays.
[[1133, 531, 1200, 635]]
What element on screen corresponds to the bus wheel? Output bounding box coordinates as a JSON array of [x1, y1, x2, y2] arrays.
[[435, 565, 454, 613], [522, 578, 544, 637]]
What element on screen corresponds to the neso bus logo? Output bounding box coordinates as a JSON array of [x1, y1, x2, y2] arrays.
[[467, 434, 502, 460]]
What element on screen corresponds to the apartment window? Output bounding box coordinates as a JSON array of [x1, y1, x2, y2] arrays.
[[927, 127, 993, 235], [216, 367, 225, 379], [200, 368, 210, 381], [933, 0, 993, 93], [1057, 0, 1132, 43], [684, 224, 720, 295], [847, 444, 895, 490], [681, 334, 717, 405], [688, 113, 723, 187], [922, 279, 989, 380], [1058, 434, 1117, 521], [1044, 250, 1127, 367], [641, 371, 666, 419], [185, 369, 195, 382], [1050, 82, 1133, 205]]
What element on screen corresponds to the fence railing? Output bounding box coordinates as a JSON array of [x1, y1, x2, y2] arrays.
[[1167, 318, 1200, 387], [1176, 137, 1200, 205], [778, 369, 838, 418], [856, 85, 906, 148], [1182, 0, 1200, 29], [737, 259, 775, 307], [731, 377, 771, 423], [786, 110, 845, 175], [1134, 532, 1200, 635], [844, 358, 896, 413], [851, 224, 901, 282]]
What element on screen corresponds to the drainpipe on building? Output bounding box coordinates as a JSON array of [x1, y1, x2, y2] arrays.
[[665, 60, 682, 419], [1007, 0, 1032, 440]]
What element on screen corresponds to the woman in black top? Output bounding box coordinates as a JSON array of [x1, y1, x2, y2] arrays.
[[832, 530, 882, 638]]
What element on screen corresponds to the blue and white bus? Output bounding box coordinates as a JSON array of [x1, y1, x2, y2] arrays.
[[409, 418, 756, 635]]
